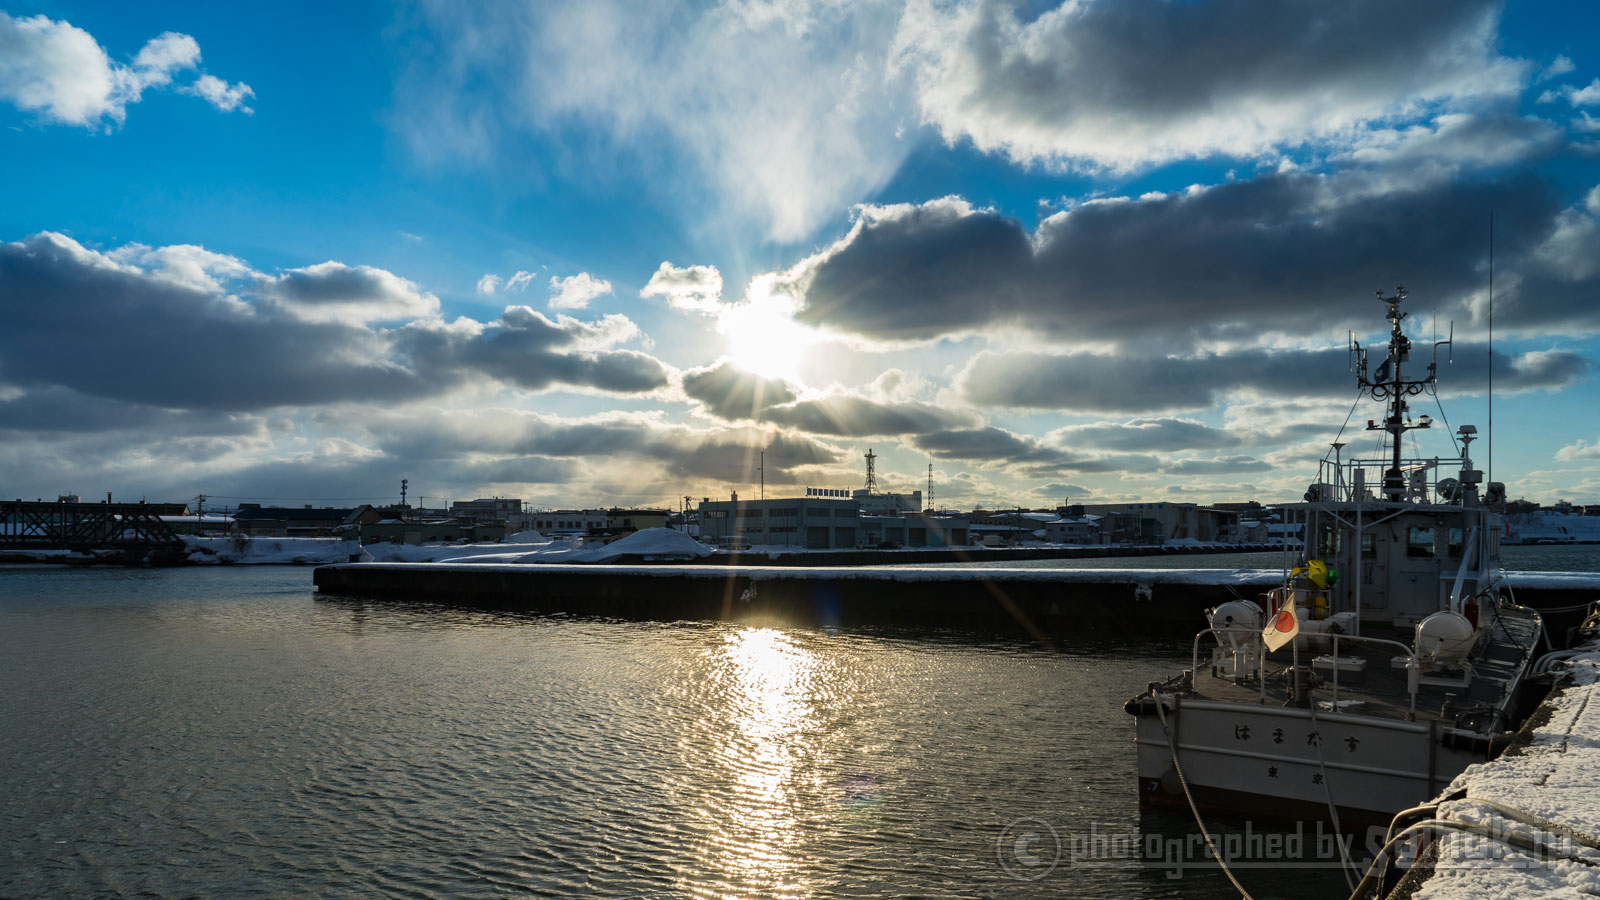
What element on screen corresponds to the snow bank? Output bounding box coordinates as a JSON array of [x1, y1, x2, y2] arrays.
[[506, 530, 546, 544], [183, 536, 360, 565], [1413, 652, 1600, 899], [182, 535, 558, 565], [507, 527, 713, 564]]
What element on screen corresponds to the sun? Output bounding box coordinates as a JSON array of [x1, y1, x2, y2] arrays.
[[717, 301, 820, 383]]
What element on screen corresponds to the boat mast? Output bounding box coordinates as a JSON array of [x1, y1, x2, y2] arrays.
[[1357, 287, 1434, 502]]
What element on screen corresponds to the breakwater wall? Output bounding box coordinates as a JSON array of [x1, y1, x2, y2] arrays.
[[314, 563, 1271, 637], [313, 564, 1600, 639], [705, 542, 1287, 566]]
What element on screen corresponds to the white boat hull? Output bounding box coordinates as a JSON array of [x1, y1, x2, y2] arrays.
[[1131, 697, 1487, 826]]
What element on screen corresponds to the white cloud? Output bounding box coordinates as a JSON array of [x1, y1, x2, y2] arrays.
[[1570, 79, 1600, 107], [260, 261, 441, 324], [398, 0, 913, 242], [182, 72, 254, 114], [1540, 56, 1576, 82], [890, 0, 1526, 171], [0, 231, 674, 411], [505, 270, 537, 292], [1532, 191, 1600, 282], [1341, 114, 1562, 169], [548, 272, 613, 310], [640, 261, 724, 314], [1555, 438, 1600, 462], [127, 32, 201, 90], [476, 274, 500, 295], [0, 12, 251, 127], [108, 242, 253, 293]]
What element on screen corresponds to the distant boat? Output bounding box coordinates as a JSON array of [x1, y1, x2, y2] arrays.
[[1503, 504, 1600, 544], [1126, 287, 1546, 831]]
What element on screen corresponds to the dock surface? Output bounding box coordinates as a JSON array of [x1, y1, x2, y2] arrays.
[[1389, 651, 1600, 898]]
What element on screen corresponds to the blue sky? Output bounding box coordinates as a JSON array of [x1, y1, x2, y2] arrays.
[[2, 0, 1598, 510]]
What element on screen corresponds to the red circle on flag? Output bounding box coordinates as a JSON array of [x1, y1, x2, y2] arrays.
[[1272, 610, 1296, 633]]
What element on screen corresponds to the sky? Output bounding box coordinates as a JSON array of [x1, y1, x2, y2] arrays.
[[1, 0, 1598, 512]]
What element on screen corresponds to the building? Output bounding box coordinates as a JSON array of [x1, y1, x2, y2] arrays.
[[966, 510, 1057, 544], [356, 520, 506, 545], [232, 504, 382, 537], [525, 509, 609, 535], [698, 496, 860, 549], [1043, 515, 1102, 544], [1067, 502, 1240, 544], [603, 508, 669, 535], [857, 511, 970, 548], [851, 488, 922, 516], [449, 498, 522, 524]]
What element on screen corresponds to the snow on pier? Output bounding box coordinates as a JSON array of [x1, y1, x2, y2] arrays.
[[1401, 650, 1600, 898]]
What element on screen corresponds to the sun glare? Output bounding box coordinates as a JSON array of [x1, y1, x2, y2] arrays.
[[718, 301, 820, 383]]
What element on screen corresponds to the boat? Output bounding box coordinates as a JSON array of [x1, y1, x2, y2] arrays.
[[1503, 501, 1600, 544], [1125, 287, 1545, 828]]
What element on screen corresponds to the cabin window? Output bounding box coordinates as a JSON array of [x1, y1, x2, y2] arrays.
[[1407, 526, 1436, 558], [1317, 522, 1341, 556], [1447, 527, 1465, 557], [1361, 533, 1377, 558]]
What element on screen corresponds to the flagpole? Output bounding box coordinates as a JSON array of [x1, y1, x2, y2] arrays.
[[1292, 633, 1302, 707]]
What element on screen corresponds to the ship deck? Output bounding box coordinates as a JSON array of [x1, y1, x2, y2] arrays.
[[1183, 605, 1543, 734]]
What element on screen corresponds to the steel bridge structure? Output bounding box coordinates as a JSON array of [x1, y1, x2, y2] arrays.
[[0, 499, 184, 554]]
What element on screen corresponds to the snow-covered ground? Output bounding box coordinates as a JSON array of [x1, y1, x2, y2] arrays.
[[180, 527, 713, 565], [1406, 650, 1600, 899]]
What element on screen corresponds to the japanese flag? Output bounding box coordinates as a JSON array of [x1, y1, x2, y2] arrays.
[[1263, 595, 1300, 652]]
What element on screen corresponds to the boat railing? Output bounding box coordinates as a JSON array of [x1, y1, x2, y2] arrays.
[[1313, 455, 1469, 504], [1194, 628, 1420, 715]]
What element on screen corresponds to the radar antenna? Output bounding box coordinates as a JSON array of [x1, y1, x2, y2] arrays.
[[1354, 287, 1439, 501]]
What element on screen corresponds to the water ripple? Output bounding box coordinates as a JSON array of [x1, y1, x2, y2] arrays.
[[1, 567, 1331, 898]]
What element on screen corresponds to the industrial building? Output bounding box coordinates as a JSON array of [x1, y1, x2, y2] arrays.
[[857, 511, 970, 548], [449, 498, 522, 523], [697, 496, 860, 549]]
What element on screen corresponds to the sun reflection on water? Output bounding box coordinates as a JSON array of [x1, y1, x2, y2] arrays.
[[685, 627, 827, 899]]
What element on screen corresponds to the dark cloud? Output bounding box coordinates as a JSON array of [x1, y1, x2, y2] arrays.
[[680, 361, 797, 420], [911, 426, 1161, 476], [900, 0, 1520, 167], [397, 307, 670, 394], [915, 426, 1062, 463], [762, 395, 977, 437], [797, 200, 1033, 342], [1052, 418, 1241, 452], [959, 344, 1590, 412], [680, 359, 978, 436], [1163, 455, 1272, 475], [457, 456, 580, 485], [530, 418, 841, 482], [0, 233, 671, 412], [260, 262, 438, 321], [0, 386, 265, 437], [793, 171, 1577, 348]]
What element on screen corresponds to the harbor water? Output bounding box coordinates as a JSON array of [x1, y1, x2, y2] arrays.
[[0, 565, 1378, 898]]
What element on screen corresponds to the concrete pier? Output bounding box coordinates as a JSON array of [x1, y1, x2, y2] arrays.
[[1378, 649, 1600, 898], [313, 562, 1282, 636], [311, 563, 1600, 638]]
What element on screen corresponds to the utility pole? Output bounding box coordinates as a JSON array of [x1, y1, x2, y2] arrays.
[[759, 450, 765, 502], [927, 462, 933, 512]]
